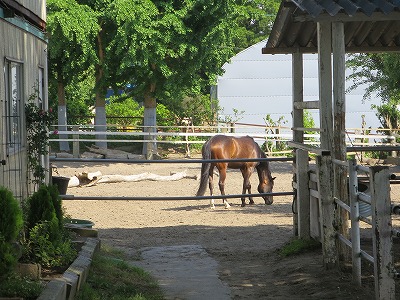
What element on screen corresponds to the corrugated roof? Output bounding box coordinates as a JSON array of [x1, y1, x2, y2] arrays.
[[262, 0, 400, 54]]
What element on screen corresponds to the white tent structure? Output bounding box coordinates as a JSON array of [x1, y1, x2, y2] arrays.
[[217, 40, 381, 133]]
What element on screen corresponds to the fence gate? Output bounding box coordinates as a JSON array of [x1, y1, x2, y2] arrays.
[[294, 147, 397, 300]]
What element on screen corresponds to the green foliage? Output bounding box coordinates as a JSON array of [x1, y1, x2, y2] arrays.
[[0, 187, 23, 279], [0, 242, 17, 280], [279, 238, 321, 257], [0, 187, 23, 243], [303, 110, 317, 143], [262, 114, 288, 154], [47, 0, 280, 121], [347, 53, 400, 103], [76, 245, 164, 300], [48, 184, 64, 230], [156, 103, 177, 127], [0, 273, 44, 299], [22, 185, 77, 268], [372, 101, 400, 131], [26, 185, 59, 242], [25, 88, 57, 186], [106, 96, 143, 126], [25, 222, 76, 268], [218, 108, 245, 124]]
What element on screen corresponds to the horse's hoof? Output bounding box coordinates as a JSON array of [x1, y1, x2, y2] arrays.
[[210, 205, 216, 210], [241, 204, 246, 207], [225, 204, 231, 209], [249, 201, 255, 205]]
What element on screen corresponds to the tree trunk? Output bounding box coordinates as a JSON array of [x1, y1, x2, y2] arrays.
[[57, 80, 70, 152], [142, 83, 157, 158], [94, 31, 107, 149]]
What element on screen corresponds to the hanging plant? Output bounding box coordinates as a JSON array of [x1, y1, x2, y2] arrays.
[[25, 86, 56, 186]]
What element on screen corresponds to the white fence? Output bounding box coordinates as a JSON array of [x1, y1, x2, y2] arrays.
[[49, 123, 400, 157]]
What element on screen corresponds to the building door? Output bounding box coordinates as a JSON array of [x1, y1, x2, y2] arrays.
[[1, 59, 26, 202]]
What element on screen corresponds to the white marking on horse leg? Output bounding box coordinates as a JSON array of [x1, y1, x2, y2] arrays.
[[210, 198, 215, 209], [224, 200, 231, 209]]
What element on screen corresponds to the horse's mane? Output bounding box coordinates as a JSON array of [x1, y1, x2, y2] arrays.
[[255, 142, 273, 181]]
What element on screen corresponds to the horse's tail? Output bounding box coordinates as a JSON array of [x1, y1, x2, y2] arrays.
[[196, 139, 212, 196]]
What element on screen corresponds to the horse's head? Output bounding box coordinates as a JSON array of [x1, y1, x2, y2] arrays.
[[258, 177, 275, 205], [256, 161, 275, 205]]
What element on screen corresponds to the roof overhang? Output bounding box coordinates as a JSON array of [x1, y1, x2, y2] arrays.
[[262, 0, 400, 54]]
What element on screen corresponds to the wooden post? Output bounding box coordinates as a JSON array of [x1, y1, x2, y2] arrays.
[[348, 159, 361, 286], [370, 165, 395, 300], [296, 149, 310, 239], [332, 21, 349, 262], [316, 154, 337, 269], [317, 22, 333, 150], [73, 125, 79, 158], [292, 51, 304, 236]]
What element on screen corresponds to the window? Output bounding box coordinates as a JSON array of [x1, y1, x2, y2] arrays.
[[38, 67, 44, 109], [4, 59, 23, 154]]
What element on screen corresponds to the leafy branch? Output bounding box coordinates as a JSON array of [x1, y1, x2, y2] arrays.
[[25, 87, 56, 186]]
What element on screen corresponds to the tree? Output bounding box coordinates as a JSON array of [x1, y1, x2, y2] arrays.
[[47, 0, 99, 150], [47, 0, 280, 156], [347, 53, 400, 102], [347, 53, 400, 132], [108, 0, 279, 156]]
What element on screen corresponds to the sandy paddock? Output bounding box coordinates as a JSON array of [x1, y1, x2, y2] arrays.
[[57, 156, 400, 299]]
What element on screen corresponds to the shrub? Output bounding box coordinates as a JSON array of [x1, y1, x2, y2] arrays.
[[22, 185, 77, 267], [0, 187, 23, 279], [26, 185, 60, 243], [0, 273, 44, 299]]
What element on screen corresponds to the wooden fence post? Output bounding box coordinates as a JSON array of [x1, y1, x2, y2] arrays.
[[370, 165, 395, 300], [73, 125, 79, 158], [316, 154, 337, 269], [348, 159, 361, 286], [296, 149, 310, 239]]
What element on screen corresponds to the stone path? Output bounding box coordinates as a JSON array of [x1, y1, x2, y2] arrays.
[[132, 245, 231, 300]]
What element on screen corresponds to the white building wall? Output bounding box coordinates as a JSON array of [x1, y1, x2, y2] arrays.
[[217, 40, 381, 134]]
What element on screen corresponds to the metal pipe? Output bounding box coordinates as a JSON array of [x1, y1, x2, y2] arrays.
[[50, 157, 295, 164], [60, 191, 295, 201]]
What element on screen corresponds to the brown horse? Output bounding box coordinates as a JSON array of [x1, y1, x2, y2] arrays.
[[196, 135, 275, 209]]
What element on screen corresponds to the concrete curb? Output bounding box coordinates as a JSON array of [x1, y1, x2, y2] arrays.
[[37, 237, 100, 300]]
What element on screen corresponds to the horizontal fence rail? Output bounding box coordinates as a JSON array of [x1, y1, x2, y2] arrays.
[[60, 191, 295, 201], [50, 157, 295, 164], [51, 156, 295, 202]]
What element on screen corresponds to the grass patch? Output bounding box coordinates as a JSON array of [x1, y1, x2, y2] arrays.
[[76, 244, 164, 300], [0, 274, 44, 300], [279, 238, 321, 257]]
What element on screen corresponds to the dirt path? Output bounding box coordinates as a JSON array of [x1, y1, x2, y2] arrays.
[[57, 157, 399, 299]]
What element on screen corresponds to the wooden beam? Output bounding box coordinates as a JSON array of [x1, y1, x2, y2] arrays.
[[317, 22, 333, 150], [0, 0, 46, 30], [333, 21, 349, 264], [262, 45, 400, 54], [316, 154, 337, 269], [296, 149, 311, 239], [370, 166, 395, 299], [294, 11, 400, 23], [288, 141, 330, 156], [292, 51, 304, 143], [293, 100, 319, 109]]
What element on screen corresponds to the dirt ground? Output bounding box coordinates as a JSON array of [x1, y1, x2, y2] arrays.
[[56, 153, 400, 299]]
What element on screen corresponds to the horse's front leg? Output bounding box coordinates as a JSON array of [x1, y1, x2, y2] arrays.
[[218, 166, 230, 209]]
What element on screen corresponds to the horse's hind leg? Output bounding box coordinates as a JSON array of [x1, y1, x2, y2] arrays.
[[208, 166, 215, 209], [218, 166, 230, 209]]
